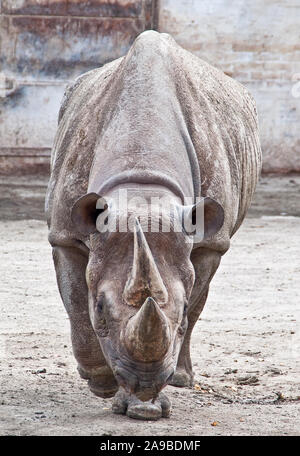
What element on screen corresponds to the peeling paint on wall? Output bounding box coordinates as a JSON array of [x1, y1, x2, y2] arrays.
[[0, 0, 158, 174], [158, 0, 300, 173]]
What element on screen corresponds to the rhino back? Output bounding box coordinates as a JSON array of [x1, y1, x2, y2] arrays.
[[47, 31, 261, 249]]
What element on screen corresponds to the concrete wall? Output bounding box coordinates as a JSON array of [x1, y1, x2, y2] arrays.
[[0, 0, 157, 174], [158, 0, 300, 173], [0, 0, 299, 174]]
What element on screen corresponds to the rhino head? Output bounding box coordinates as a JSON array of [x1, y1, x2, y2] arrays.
[[71, 191, 223, 417]]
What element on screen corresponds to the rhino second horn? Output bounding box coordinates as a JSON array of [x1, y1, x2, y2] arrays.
[[124, 297, 171, 362], [123, 218, 168, 306]]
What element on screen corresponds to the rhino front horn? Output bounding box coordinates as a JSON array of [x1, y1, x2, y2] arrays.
[[124, 297, 171, 362], [123, 218, 168, 306]]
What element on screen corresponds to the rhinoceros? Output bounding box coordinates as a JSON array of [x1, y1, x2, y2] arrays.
[[45, 30, 261, 420]]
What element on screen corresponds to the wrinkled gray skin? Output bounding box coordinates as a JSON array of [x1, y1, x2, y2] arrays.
[[45, 31, 261, 420]]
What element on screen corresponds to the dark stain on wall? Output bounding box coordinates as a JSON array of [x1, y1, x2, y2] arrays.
[[2, 0, 143, 18], [2, 15, 145, 79], [0, 0, 159, 174]]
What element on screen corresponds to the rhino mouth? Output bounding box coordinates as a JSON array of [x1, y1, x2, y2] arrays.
[[112, 358, 175, 400], [111, 358, 174, 420]]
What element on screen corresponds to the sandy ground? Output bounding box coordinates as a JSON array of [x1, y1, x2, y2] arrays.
[[0, 175, 299, 436]]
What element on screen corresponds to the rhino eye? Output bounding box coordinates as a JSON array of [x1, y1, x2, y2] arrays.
[[96, 293, 105, 314], [178, 301, 188, 336], [183, 300, 188, 316], [95, 294, 109, 337]]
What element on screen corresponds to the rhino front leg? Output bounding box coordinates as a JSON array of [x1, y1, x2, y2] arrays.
[[170, 248, 221, 387], [52, 243, 118, 397]]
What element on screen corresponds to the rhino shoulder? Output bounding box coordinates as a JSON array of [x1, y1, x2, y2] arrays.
[[58, 57, 124, 124]]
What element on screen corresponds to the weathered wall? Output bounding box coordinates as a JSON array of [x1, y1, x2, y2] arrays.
[[0, 0, 157, 174], [158, 0, 300, 173], [0, 0, 299, 174]]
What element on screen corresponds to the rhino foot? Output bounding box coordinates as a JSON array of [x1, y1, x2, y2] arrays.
[[168, 367, 193, 387], [112, 387, 171, 420], [78, 365, 118, 398]]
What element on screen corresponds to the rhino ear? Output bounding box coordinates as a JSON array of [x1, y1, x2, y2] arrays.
[[71, 193, 107, 235], [183, 197, 224, 240]]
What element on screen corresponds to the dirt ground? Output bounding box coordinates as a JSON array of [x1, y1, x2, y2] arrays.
[[0, 175, 299, 436]]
